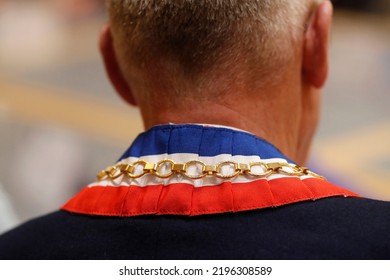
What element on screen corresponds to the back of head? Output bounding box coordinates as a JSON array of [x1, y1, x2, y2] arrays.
[[108, 0, 318, 99]]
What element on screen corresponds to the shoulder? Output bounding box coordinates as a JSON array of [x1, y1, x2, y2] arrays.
[[0, 211, 88, 259], [255, 196, 390, 233]]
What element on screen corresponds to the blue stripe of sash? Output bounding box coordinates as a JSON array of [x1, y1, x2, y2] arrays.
[[119, 124, 290, 161]]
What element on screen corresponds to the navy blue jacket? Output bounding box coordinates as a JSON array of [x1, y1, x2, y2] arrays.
[[0, 197, 390, 259]]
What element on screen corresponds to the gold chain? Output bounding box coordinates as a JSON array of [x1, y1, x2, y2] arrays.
[[97, 160, 325, 181]]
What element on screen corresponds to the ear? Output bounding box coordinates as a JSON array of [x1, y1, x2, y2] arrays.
[[302, 1, 333, 88], [99, 24, 137, 106]]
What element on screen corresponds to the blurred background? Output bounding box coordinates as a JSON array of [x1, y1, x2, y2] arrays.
[[0, 0, 389, 233]]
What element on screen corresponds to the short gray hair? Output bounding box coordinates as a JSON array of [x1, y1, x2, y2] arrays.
[[108, 0, 319, 93]]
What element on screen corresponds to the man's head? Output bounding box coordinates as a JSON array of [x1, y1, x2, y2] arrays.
[[100, 0, 332, 164]]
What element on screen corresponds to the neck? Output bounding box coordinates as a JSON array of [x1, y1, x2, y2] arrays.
[[132, 57, 313, 164]]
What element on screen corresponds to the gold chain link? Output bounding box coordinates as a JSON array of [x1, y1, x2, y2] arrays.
[[97, 160, 325, 181]]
